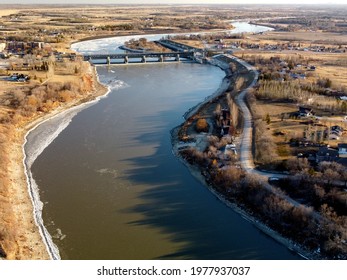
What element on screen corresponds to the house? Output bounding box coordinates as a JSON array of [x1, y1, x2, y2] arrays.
[[291, 73, 306, 80], [220, 144, 237, 160], [298, 106, 313, 117], [0, 43, 5, 52], [329, 134, 340, 140], [338, 143, 347, 158], [331, 126, 343, 133], [6, 41, 43, 54], [225, 144, 237, 154], [330, 130, 342, 136], [316, 146, 339, 163]]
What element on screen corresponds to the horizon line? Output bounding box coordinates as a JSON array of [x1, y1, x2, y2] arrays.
[[1, 3, 347, 5]]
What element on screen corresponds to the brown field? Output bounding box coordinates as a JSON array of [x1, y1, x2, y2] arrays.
[[175, 39, 205, 49], [255, 100, 347, 160], [253, 31, 347, 45], [0, 9, 19, 17], [238, 49, 347, 89]]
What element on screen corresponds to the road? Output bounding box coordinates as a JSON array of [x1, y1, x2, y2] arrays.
[[227, 55, 323, 214], [225, 55, 287, 179]]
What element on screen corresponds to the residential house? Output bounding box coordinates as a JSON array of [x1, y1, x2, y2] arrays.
[[315, 143, 347, 167], [316, 146, 339, 163], [338, 143, 347, 158], [329, 134, 340, 140], [0, 43, 6, 52], [6, 41, 43, 54], [298, 106, 313, 117], [331, 126, 343, 134]]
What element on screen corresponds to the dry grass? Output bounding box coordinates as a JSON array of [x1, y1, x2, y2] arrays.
[[175, 40, 205, 49], [238, 50, 347, 90], [253, 31, 347, 45], [316, 65, 347, 88], [0, 9, 19, 17], [255, 100, 347, 160], [0, 58, 105, 259], [255, 101, 296, 117]]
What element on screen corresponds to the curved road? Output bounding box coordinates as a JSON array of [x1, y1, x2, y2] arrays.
[[229, 55, 288, 179], [228, 55, 322, 214]]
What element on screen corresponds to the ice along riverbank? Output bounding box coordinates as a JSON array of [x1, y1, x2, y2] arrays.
[[23, 22, 300, 260]]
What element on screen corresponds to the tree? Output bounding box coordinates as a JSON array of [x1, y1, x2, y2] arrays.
[[235, 76, 244, 91], [74, 65, 79, 74], [340, 168, 347, 187], [317, 78, 332, 89], [196, 118, 209, 133], [286, 158, 310, 174], [265, 113, 271, 125], [318, 162, 341, 186], [341, 101, 347, 113], [214, 103, 222, 118]]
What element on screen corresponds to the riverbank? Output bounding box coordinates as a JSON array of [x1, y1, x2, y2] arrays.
[[171, 56, 318, 260], [70, 26, 235, 47], [0, 18, 272, 260], [0, 65, 108, 259], [182, 60, 232, 120]]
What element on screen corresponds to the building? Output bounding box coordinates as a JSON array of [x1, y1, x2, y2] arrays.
[[0, 43, 6, 52], [298, 106, 313, 117], [6, 41, 43, 54], [338, 143, 347, 158], [316, 146, 339, 163], [315, 143, 347, 167]]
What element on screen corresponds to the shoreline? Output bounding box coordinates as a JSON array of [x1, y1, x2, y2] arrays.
[[1, 22, 275, 260], [1, 28, 232, 260], [171, 136, 311, 260], [171, 56, 318, 260], [70, 27, 235, 46], [4, 66, 109, 259], [183, 60, 232, 120]]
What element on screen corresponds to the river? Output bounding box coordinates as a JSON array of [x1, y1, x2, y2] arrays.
[[27, 22, 301, 260]]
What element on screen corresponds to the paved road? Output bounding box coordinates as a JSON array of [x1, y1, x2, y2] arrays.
[[226, 55, 322, 213], [224, 55, 287, 180]]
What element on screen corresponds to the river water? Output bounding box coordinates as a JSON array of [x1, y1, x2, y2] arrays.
[[28, 23, 301, 260]]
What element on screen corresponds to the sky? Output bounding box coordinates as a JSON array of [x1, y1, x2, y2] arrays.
[[0, 0, 346, 5]]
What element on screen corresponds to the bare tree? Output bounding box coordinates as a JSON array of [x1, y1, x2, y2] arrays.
[[286, 158, 310, 174]]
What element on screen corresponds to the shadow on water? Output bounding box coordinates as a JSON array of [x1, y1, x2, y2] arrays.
[[120, 109, 301, 260], [32, 63, 302, 260]]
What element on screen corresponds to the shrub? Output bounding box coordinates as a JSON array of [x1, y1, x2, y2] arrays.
[[196, 118, 209, 133]]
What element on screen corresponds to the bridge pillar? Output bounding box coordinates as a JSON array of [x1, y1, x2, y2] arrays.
[[175, 54, 180, 62], [141, 55, 146, 63], [159, 55, 164, 63], [107, 56, 110, 65], [124, 56, 128, 64]]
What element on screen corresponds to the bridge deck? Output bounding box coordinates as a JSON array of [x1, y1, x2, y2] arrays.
[[83, 51, 194, 60]]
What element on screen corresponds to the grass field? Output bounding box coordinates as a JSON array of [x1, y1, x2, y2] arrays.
[[0, 10, 19, 17], [237, 49, 347, 89], [255, 99, 347, 161], [254, 31, 347, 45]]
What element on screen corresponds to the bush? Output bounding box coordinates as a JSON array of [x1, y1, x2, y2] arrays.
[[196, 118, 209, 133]]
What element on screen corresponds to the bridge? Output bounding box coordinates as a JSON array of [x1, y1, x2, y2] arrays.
[[156, 39, 203, 53], [156, 39, 205, 63], [83, 51, 195, 64]]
